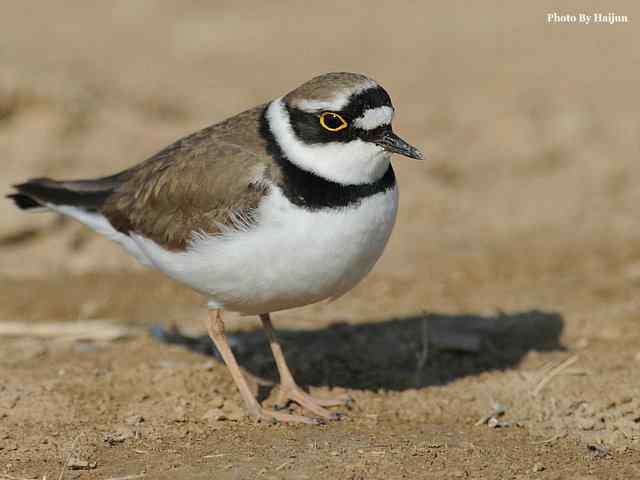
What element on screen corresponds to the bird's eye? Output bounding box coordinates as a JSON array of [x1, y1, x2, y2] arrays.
[[319, 112, 348, 132]]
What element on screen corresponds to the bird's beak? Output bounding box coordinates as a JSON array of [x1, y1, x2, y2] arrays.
[[376, 131, 424, 160]]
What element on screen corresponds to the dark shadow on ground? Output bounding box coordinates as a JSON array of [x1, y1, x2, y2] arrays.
[[151, 310, 564, 394]]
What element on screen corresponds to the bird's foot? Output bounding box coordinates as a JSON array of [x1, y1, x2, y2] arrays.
[[247, 404, 324, 425], [274, 384, 351, 420]]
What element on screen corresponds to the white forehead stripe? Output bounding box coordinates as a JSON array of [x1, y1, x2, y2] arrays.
[[295, 79, 379, 112], [353, 106, 395, 130]]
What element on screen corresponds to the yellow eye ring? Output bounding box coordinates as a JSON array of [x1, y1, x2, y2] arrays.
[[319, 112, 348, 132]]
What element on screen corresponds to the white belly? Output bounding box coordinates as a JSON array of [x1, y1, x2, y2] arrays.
[[132, 186, 399, 315]]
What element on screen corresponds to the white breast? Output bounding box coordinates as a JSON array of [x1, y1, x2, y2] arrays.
[[131, 185, 399, 315]]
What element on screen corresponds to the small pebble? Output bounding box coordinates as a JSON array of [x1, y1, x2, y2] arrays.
[[199, 361, 217, 371], [173, 406, 187, 422], [158, 361, 179, 369], [487, 417, 500, 428], [103, 427, 135, 445], [532, 463, 545, 472], [202, 408, 227, 422], [67, 458, 97, 470], [74, 342, 98, 353], [587, 443, 609, 457], [125, 414, 144, 425], [577, 418, 595, 431]]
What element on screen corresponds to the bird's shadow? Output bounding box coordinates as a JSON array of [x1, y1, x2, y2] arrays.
[[151, 309, 564, 398]]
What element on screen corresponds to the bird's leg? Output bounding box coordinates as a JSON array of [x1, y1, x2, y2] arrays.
[[259, 313, 351, 420], [205, 309, 322, 424]]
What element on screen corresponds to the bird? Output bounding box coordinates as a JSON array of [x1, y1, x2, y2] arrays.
[[7, 72, 423, 424]]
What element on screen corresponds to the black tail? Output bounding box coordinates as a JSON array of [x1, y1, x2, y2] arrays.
[[7, 175, 121, 211], [7, 192, 43, 210]]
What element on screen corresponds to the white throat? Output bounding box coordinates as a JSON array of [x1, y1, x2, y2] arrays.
[[266, 98, 391, 185]]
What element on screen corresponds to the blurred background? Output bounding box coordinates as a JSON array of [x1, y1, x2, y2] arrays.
[[1, 1, 639, 478], [3, 1, 639, 283]]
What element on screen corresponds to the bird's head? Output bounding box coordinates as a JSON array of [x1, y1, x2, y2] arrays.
[[265, 72, 423, 185]]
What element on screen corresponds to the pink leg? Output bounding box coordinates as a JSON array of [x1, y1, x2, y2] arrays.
[[206, 309, 322, 424], [260, 313, 351, 420]]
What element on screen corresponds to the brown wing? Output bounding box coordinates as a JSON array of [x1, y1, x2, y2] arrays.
[[101, 105, 279, 251]]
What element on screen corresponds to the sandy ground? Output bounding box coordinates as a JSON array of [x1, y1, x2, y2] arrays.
[[1, 1, 640, 478]]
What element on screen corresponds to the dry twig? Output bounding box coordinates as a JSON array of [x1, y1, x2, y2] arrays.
[[532, 355, 579, 396], [275, 460, 293, 471], [475, 399, 507, 426], [414, 313, 430, 386], [0, 320, 133, 341], [530, 432, 568, 445], [1, 474, 48, 480], [103, 474, 146, 480], [57, 433, 83, 480]]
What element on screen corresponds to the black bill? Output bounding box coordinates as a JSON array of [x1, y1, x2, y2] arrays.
[[375, 131, 424, 160]]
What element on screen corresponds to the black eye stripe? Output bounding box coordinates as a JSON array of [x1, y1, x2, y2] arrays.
[[358, 125, 389, 141], [287, 105, 392, 145], [285, 86, 394, 145]]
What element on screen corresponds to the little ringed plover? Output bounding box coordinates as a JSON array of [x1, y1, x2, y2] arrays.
[[8, 72, 424, 424]]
